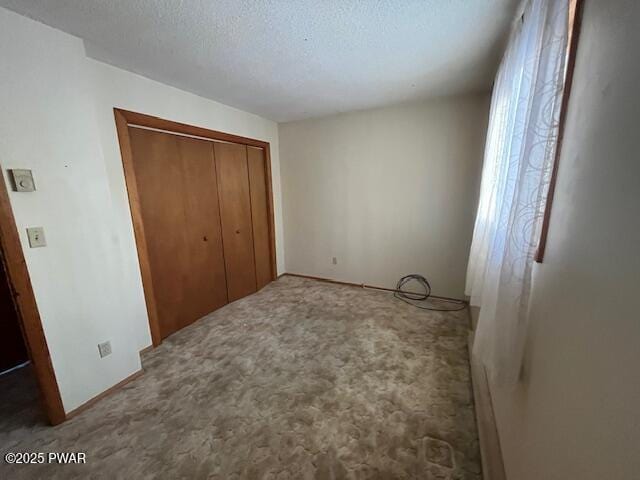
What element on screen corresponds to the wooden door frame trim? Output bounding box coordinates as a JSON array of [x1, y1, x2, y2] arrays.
[[113, 108, 277, 347], [535, 0, 584, 263], [0, 172, 66, 425]]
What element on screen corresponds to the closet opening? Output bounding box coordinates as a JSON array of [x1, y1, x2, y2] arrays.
[[114, 109, 277, 347]]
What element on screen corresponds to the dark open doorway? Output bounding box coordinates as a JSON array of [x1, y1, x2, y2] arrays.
[[0, 256, 29, 372], [0, 171, 65, 425], [0, 251, 46, 434]]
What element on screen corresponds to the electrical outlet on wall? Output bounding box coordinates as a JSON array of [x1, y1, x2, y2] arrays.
[[332, 257, 338, 265], [98, 341, 112, 358]]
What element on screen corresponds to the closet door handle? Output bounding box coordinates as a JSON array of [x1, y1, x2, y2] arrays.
[[235, 229, 240, 234], [203, 236, 208, 242]]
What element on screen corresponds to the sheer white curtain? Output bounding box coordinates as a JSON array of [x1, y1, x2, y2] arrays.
[[466, 0, 569, 384]]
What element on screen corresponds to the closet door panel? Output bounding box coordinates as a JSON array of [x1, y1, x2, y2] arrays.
[[177, 137, 228, 324], [129, 128, 190, 338], [247, 146, 273, 290], [214, 142, 257, 301]]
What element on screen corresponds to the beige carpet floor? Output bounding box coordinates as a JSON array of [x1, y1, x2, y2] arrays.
[[0, 275, 481, 479]]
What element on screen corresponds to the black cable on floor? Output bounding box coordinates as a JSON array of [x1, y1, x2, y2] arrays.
[[393, 274, 467, 311]]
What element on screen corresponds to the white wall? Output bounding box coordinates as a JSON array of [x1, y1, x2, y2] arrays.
[[490, 1, 640, 479], [279, 96, 489, 298], [0, 7, 283, 412], [87, 59, 284, 353]]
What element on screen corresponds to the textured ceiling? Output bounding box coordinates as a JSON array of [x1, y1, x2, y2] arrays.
[[1, 0, 518, 122]]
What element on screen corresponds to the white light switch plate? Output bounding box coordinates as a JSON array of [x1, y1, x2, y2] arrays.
[[26, 227, 46, 248], [9, 169, 36, 192]]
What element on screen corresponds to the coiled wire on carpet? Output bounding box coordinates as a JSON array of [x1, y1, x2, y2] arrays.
[[393, 274, 467, 311]]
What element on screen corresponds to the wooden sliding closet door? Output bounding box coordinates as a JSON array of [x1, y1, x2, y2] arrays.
[[129, 128, 227, 340], [247, 147, 273, 290], [214, 142, 258, 301], [177, 136, 228, 320]]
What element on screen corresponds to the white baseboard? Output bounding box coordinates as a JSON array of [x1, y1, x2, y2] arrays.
[[468, 332, 506, 480]]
